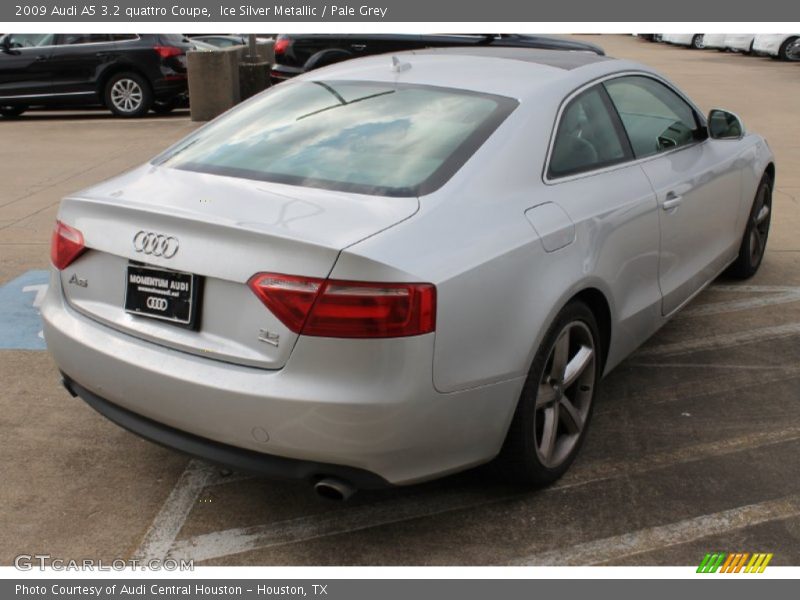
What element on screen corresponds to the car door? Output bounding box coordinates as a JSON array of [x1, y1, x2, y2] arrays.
[[604, 74, 743, 316], [541, 84, 662, 364], [0, 34, 56, 98], [48, 34, 117, 97]]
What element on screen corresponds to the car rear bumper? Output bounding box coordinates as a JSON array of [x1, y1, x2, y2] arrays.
[[752, 37, 784, 56], [62, 375, 390, 488], [42, 270, 521, 485], [269, 64, 303, 84], [152, 76, 189, 101]]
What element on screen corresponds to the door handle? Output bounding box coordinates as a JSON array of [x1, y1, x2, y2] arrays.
[[34, 55, 47, 61], [662, 192, 683, 211], [351, 44, 366, 51]]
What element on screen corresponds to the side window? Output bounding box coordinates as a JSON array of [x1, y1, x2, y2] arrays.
[[4, 34, 55, 48], [59, 34, 112, 45], [548, 86, 630, 179], [604, 75, 704, 158]]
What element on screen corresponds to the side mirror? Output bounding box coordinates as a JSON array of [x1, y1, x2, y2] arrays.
[[708, 109, 745, 140], [0, 36, 11, 53]]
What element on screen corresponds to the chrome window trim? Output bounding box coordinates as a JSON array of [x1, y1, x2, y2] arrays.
[[1, 34, 141, 50], [542, 70, 709, 185]]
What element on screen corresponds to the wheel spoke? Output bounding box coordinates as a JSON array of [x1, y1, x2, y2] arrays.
[[538, 404, 559, 462], [563, 345, 593, 389], [756, 204, 770, 225], [751, 227, 763, 259], [536, 383, 558, 408], [559, 395, 583, 434], [551, 329, 570, 380]]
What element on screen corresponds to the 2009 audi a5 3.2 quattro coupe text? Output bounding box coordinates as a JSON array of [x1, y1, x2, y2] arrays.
[[43, 47, 775, 499]]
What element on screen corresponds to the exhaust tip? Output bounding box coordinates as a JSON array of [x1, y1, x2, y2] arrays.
[[314, 477, 356, 501]]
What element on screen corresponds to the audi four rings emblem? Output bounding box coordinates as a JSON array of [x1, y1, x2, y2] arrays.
[[133, 231, 179, 258], [146, 297, 169, 312]]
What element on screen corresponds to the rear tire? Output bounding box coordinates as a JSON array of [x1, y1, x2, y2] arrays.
[[778, 36, 799, 61], [104, 72, 152, 118], [727, 174, 773, 279], [0, 105, 27, 118], [494, 301, 601, 486], [691, 34, 705, 49]]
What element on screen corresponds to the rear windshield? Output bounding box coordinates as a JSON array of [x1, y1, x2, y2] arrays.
[[156, 80, 517, 196]]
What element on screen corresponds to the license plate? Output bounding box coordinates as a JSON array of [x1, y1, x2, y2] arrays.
[[124, 264, 201, 329]]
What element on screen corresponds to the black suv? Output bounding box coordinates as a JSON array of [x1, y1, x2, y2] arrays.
[[0, 33, 193, 118], [270, 34, 605, 83]]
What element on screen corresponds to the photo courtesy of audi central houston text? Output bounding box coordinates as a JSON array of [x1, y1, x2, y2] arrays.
[[3, 29, 800, 569]]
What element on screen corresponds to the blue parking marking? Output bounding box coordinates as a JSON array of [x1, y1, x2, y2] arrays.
[[0, 270, 50, 350]]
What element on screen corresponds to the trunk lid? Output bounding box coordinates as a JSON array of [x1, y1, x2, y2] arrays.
[[57, 164, 418, 369]]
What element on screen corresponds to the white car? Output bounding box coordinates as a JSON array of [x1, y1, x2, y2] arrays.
[[661, 34, 705, 49], [724, 34, 756, 53], [752, 34, 800, 60], [701, 34, 728, 50]]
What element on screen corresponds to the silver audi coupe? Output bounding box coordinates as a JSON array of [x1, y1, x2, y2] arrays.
[[43, 47, 775, 499]]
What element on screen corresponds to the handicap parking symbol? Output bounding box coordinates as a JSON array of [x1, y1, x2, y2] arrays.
[[0, 270, 50, 350]]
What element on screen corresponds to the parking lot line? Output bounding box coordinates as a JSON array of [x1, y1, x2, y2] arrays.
[[597, 363, 800, 411], [131, 283, 800, 564], [512, 493, 800, 566], [133, 460, 217, 562], [635, 322, 800, 358], [163, 428, 800, 563], [680, 286, 800, 318]]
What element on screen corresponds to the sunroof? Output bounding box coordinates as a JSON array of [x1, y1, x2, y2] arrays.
[[411, 46, 612, 70]]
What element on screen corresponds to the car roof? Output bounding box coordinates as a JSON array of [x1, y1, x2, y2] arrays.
[[306, 48, 652, 101]]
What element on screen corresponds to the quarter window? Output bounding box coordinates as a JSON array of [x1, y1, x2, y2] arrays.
[[603, 75, 704, 158], [548, 86, 630, 178]]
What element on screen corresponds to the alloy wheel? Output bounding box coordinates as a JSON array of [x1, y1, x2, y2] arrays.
[[110, 78, 144, 113], [534, 320, 596, 468], [749, 183, 771, 268]]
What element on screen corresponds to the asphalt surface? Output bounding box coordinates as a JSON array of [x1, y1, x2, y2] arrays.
[[2, 35, 800, 567]]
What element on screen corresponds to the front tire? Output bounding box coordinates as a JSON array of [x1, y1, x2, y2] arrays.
[[104, 72, 152, 118], [691, 34, 705, 49], [495, 301, 601, 485], [728, 174, 773, 279]]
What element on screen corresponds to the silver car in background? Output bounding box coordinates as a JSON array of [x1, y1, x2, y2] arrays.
[[43, 47, 775, 499]]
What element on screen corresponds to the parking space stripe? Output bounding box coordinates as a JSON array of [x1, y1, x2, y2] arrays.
[[165, 428, 800, 563], [511, 493, 800, 566], [167, 489, 493, 562], [132, 459, 216, 562], [597, 363, 800, 411], [636, 322, 800, 358], [680, 290, 800, 318]]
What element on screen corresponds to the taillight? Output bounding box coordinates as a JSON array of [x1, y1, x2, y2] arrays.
[[248, 273, 436, 338], [274, 36, 291, 55], [154, 45, 183, 59], [50, 220, 86, 270]]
